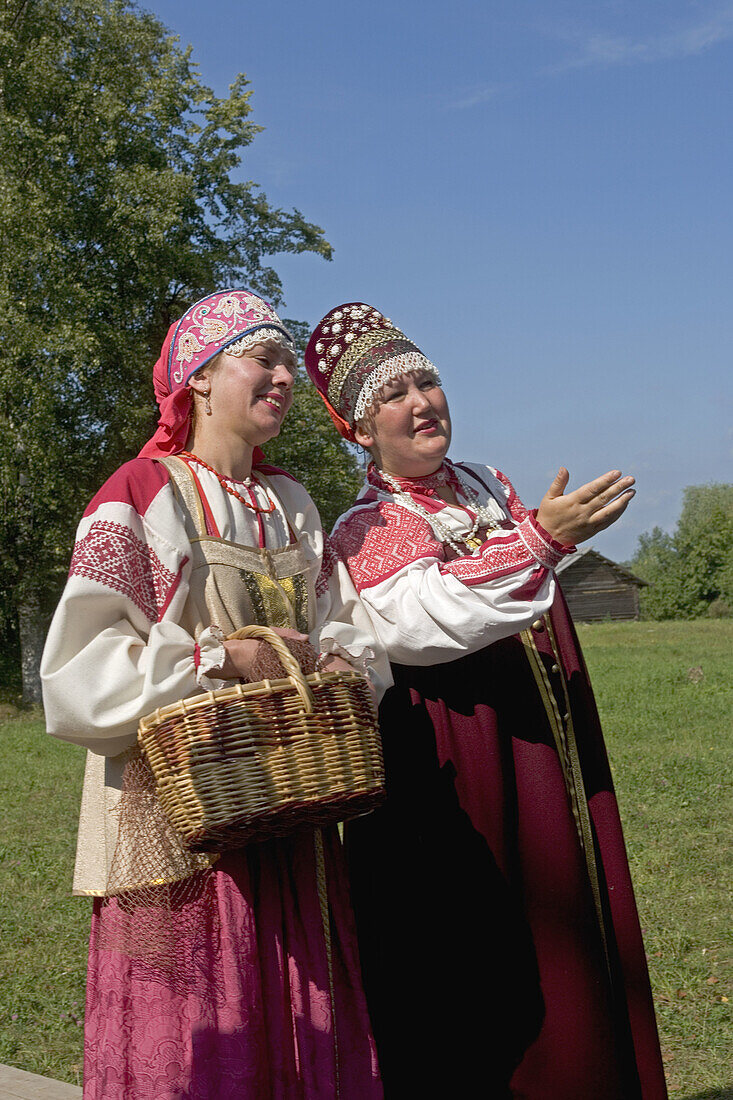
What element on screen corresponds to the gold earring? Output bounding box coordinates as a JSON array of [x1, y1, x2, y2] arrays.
[[204, 390, 212, 416]]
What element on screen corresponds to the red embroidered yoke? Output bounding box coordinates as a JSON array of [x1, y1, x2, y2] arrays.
[[329, 461, 573, 666]]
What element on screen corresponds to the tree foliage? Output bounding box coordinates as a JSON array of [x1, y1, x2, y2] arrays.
[[0, 0, 340, 622], [629, 484, 733, 619]]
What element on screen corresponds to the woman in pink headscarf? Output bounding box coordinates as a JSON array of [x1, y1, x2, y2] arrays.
[[41, 290, 387, 1099]]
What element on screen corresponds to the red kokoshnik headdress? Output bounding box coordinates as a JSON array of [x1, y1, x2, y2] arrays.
[[139, 289, 294, 459], [304, 302, 440, 442]]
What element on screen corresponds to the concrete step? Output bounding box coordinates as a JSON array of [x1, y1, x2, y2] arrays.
[[0, 1064, 81, 1099]]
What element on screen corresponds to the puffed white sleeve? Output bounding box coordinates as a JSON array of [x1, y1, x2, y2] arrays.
[[277, 479, 392, 699], [330, 479, 573, 668], [314, 537, 393, 699], [41, 460, 226, 756]]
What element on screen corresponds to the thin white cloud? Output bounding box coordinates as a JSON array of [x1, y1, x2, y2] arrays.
[[449, 83, 506, 110], [448, 4, 733, 109], [549, 4, 733, 72]]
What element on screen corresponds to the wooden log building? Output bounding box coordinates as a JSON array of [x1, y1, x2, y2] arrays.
[[555, 547, 648, 623]]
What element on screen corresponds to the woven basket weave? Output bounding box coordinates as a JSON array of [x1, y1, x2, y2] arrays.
[[137, 625, 384, 852]]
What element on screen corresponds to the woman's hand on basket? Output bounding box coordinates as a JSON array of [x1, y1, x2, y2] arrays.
[[319, 654, 378, 704], [218, 627, 313, 681], [318, 654, 357, 676], [536, 468, 635, 547]]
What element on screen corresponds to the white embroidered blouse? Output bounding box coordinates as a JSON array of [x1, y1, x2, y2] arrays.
[[328, 461, 574, 667], [41, 457, 389, 894]]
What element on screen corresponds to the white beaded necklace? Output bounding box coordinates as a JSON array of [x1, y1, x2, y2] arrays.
[[377, 463, 503, 556]]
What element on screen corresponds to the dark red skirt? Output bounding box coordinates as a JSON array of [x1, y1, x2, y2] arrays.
[[345, 594, 667, 1099]]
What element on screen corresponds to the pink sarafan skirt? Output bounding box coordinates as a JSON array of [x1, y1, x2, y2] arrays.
[[83, 830, 382, 1099]]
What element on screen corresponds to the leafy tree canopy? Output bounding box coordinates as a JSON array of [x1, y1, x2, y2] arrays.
[[629, 484, 733, 619], [0, 0, 346, 620]]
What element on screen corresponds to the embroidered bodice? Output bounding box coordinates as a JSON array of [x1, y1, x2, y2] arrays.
[[328, 460, 573, 668]]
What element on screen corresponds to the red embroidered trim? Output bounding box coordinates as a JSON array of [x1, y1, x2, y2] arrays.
[[69, 521, 178, 622], [493, 468, 529, 522], [331, 503, 442, 591], [441, 531, 536, 587], [517, 515, 565, 569], [316, 536, 339, 598], [367, 461, 460, 498]]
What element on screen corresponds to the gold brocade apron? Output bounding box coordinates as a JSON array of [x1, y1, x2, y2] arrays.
[[161, 455, 314, 638]]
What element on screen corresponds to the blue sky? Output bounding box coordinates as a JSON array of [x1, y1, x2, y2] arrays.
[[143, 0, 731, 560]]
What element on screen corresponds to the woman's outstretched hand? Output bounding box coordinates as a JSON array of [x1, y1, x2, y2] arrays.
[[536, 468, 635, 547]]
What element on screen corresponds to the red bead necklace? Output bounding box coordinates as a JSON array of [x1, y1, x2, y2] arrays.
[[178, 451, 277, 514]]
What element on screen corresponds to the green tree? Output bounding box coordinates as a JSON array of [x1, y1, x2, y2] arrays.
[[628, 527, 685, 621], [674, 484, 733, 614], [0, 0, 341, 701], [629, 485, 733, 619]]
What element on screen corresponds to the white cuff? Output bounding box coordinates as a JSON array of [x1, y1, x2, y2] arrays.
[[195, 625, 227, 689], [318, 636, 376, 681]]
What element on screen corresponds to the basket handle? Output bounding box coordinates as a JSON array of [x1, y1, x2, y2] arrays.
[[227, 625, 315, 714]]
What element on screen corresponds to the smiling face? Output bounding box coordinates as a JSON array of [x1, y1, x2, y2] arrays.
[[191, 340, 296, 447], [354, 369, 452, 477]]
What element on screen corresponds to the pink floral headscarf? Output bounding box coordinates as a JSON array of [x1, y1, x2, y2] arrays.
[[139, 289, 294, 459]]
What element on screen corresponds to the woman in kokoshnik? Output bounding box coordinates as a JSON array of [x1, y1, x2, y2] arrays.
[[41, 290, 389, 1100], [304, 303, 668, 1100]]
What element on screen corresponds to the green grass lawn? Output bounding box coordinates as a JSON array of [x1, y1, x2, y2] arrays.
[[576, 619, 732, 1100], [0, 716, 88, 1087], [0, 619, 731, 1095]]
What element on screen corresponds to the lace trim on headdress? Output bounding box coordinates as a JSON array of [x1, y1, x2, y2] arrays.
[[353, 353, 441, 423], [227, 327, 295, 356]]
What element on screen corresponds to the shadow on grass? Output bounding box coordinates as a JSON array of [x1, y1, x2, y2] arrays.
[[681, 1089, 733, 1100]]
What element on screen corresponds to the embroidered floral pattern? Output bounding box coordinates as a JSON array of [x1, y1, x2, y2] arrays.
[[516, 515, 566, 570], [331, 504, 443, 590], [200, 316, 230, 343], [176, 331, 205, 365], [443, 529, 538, 586], [169, 291, 294, 386], [69, 521, 178, 622]]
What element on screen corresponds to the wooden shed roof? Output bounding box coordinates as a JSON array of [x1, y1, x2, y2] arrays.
[[555, 547, 649, 587]]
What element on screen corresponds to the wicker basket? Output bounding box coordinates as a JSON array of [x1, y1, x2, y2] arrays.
[[137, 626, 384, 851]]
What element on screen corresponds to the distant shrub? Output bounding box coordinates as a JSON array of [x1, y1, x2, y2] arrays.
[[631, 484, 733, 620]]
